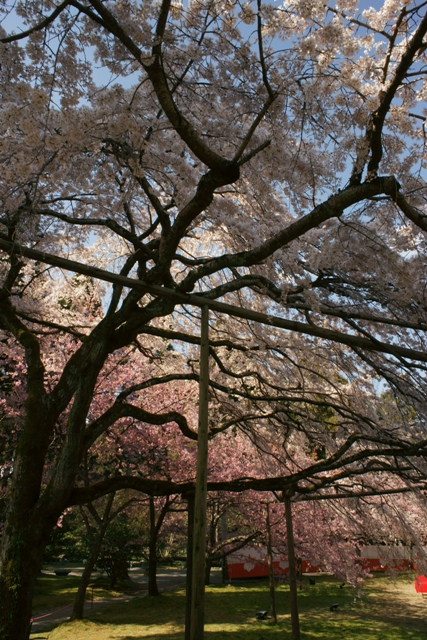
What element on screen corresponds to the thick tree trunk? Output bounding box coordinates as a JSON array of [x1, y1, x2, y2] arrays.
[[0, 334, 51, 637], [0, 368, 105, 637], [0, 290, 113, 639], [0, 546, 38, 639], [0, 510, 58, 640], [0, 403, 59, 639]]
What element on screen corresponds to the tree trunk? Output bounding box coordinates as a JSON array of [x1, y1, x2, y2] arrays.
[[189, 305, 210, 640], [0, 415, 61, 639], [0, 343, 57, 640], [0, 296, 112, 639], [266, 503, 277, 624], [71, 494, 115, 620], [147, 553, 158, 596], [71, 540, 102, 620], [204, 557, 212, 585], [284, 494, 301, 640], [117, 562, 131, 582], [0, 545, 39, 640], [0, 510, 58, 640], [221, 512, 229, 584], [296, 556, 303, 588], [0, 409, 100, 636], [148, 497, 159, 596]]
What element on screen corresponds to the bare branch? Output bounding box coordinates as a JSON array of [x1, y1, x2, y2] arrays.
[[0, 0, 70, 43]]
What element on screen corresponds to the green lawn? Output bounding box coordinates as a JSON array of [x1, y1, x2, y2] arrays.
[[31, 574, 427, 640], [32, 573, 135, 614]]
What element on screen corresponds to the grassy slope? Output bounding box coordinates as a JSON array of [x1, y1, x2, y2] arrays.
[[31, 574, 427, 640]]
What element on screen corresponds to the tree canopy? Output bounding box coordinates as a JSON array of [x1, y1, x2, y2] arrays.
[[2, 0, 427, 637]]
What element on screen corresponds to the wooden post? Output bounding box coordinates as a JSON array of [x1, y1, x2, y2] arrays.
[[266, 503, 277, 623], [189, 305, 210, 640], [284, 492, 301, 640], [185, 491, 195, 640]]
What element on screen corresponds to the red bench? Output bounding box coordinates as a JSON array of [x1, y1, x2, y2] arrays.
[[415, 575, 427, 597]]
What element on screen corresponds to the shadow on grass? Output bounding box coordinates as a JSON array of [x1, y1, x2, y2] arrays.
[[47, 576, 427, 640], [85, 578, 360, 628], [32, 574, 81, 614], [357, 575, 427, 636]]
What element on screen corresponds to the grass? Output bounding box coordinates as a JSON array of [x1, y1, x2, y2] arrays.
[[31, 573, 427, 640], [33, 574, 82, 613], [32, 573, 137, 614]]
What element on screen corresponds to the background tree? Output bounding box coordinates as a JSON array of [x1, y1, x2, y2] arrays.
[[70, 491, 144, 619]]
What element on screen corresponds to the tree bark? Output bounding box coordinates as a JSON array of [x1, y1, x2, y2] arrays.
[[284, 493, 301, 640], [71, 493, 115, 620], [189, 305, 210, 640], [148, 497, 159, 596], [204, 557, 212, 586], [266, 503, 277, 624], [71, 537, 103, 620], [221, 512, 229, 584], [0, 323, 108, 639], [0, 509, 59, 640], [0, 352, 60, 640]]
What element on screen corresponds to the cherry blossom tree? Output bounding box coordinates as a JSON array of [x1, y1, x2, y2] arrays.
[[2, 1, 427, 638]]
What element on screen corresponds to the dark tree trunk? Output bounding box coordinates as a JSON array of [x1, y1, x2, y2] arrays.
[[148, 495, 177, 596], [221, 556, 229, 584], [117, 562, 131, 581], [148, 496, 159, 596], [221, 512, 229, 584], [71, 541, 102, 620], [266, 503, 277, 624], [0, 337, 107, 639], [284, 494, 301, 640], [71, 493, 115, 620], [0, 386, 60, 640], [147, 496, 173, 596], [204, 503, 218, 586], [148, 497, 159, 596], [204, 557, 212, 585], [0, 538, 41, 640], [148, 552, 159, 596], [296, 556, 303, 589], [0, 506, 60, 640]]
